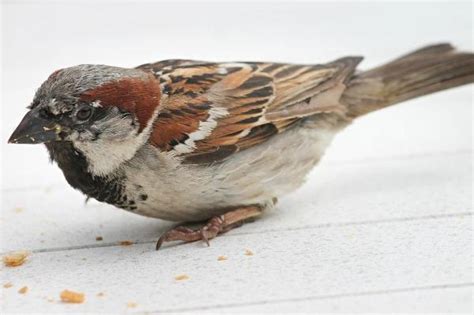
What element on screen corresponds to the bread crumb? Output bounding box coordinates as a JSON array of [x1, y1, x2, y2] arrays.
[[18, 286, 28, 294], [244, 249, 254, 256], [120, 240, 134, 246], [127, 302, 138, 308], [95, 236, 103, 241], [14, 207, 24, 213], [3, 251, 29, 267], [97, 292, 105, 297], [60, 289, 85, 304], [174, 274, 189, 281], [3, 282, 13, 288], [217, 255, 228, 261]]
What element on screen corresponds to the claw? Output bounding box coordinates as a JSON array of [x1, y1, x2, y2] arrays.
[[200, 230, 210, 246], [155, 226, 200, 250], [155, 236, 165, 250], [155, 220, 221, 250], [155, 205, 263, 250]]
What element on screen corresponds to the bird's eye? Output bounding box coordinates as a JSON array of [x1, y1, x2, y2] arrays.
[[76, 107, 93, 121]]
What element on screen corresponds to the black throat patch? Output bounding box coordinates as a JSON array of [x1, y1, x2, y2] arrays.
[[45, 141, 129, 208]]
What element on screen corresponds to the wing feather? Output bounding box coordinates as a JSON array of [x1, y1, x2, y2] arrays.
[[137, 57, 362, 163]]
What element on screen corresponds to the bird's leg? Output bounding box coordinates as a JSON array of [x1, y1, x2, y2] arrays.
[[156, 205, 262, 250]]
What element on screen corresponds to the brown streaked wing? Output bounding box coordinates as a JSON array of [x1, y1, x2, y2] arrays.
[[144, 58, 362, 163], [136, 59, 210, 75]]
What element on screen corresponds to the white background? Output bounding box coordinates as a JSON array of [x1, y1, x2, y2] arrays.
[[1, 1, 472, 313]]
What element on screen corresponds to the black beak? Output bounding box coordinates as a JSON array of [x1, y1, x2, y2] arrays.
[[8, 110, 63, 144]]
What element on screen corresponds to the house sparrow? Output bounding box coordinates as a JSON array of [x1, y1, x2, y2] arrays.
[[9, 44, 474, 249]]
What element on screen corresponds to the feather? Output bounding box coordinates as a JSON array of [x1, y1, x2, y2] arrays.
[[137, 57, 362, 163]]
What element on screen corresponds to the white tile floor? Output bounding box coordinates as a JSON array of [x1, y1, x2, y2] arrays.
[[1, 86, 472, 313], [1, 2, 473, 313]]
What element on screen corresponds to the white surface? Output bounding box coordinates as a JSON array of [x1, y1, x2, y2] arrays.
[[1, 0, 473, 313], [1, 214, 472, 313], [204, 286, 474, 314]]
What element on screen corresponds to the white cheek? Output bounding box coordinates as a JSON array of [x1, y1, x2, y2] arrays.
[[74, 135, 142, 176], [72, 106, 161, 177]]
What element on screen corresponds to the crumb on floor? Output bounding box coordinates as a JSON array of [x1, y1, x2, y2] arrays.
[[18, 286, 28, 294], [96, 236, 103, 241], [127, 302, 138, 308], [60, 289, 85, 304], [120, 240, 134, 246], [3, 251, 29, 267], [217, 255, 228, 261], [244, 249, 254, 256], [3, 282, 13, 288], [174, 274, 189, 281]]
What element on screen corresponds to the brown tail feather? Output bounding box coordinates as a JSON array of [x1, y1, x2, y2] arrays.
[[342, 43, 474, 118]]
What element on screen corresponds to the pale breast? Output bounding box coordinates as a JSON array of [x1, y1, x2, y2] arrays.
[[121, 118, 343, 221]]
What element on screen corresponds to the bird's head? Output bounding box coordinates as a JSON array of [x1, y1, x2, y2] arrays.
[[9, 65, 162, 176]]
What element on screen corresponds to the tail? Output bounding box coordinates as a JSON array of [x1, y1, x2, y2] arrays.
[[342, 43, 474, 118]]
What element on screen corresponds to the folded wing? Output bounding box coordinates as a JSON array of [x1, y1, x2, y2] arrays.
[[137, 57, 362, 163]]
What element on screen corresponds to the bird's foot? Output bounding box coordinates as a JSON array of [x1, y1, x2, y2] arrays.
[[156, 205, 262, 250]]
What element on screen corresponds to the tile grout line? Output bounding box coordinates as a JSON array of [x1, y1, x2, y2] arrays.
[[2, 149, 471, 193], [148, 282, 474, 313], [2, 211, 471, 255], [229, 211, 474, 237]]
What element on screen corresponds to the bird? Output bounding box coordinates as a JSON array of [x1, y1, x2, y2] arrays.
[[8, 43, 474, 250]]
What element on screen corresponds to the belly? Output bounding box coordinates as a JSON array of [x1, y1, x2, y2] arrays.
[[121, 119, 341, 221]]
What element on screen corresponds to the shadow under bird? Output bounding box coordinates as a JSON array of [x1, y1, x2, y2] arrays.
[[9, 44, 474, 249]]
